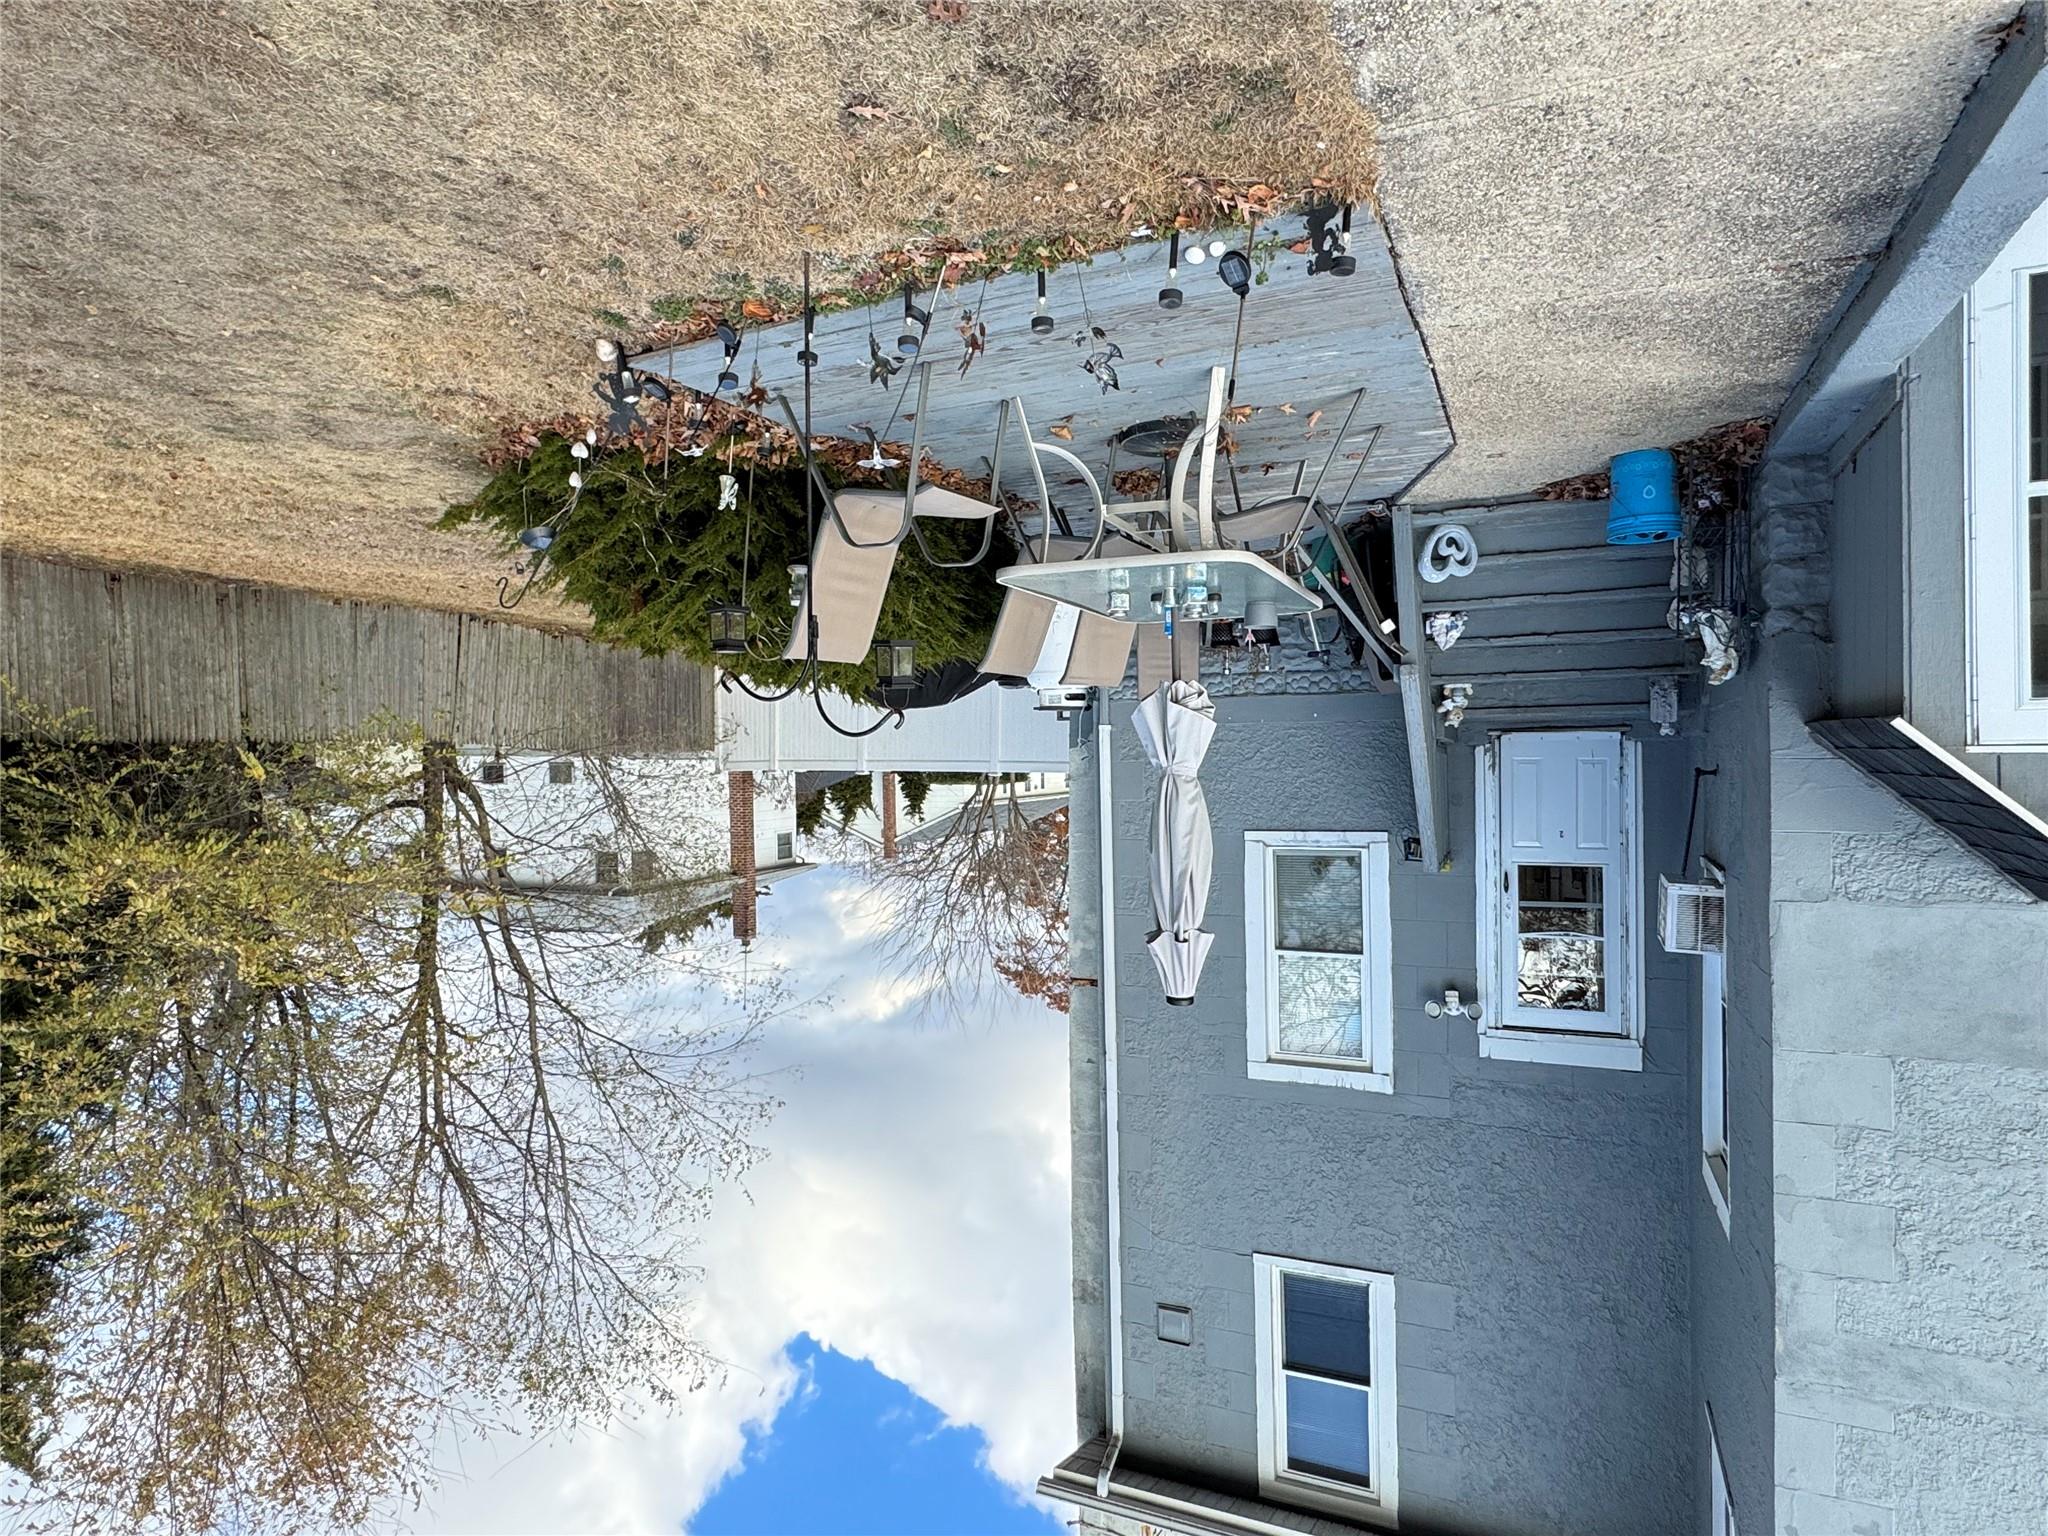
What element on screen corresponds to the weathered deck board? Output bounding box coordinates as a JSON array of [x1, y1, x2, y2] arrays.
[[628, 211, 1452, 516], [1, 554, 713, 750]]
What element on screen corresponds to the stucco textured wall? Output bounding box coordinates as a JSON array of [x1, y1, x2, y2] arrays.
[[1692, 661, 1780, 1536], [1102, 690, 1697, 1536], [1767, 636, 2048, 1536]]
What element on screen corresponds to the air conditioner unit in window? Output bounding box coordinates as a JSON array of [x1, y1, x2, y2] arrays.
[[1659, 875, 1724, 955]]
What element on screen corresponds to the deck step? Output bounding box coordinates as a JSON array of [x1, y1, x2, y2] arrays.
[[1410, 498, 1605, 528], [1420, 584, 1670, 614], [1433, 665, 1691, 686], [1436, 627, 1680, 651]]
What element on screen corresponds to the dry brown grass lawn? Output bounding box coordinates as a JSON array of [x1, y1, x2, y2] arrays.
[[1, 0, 1374, 626]]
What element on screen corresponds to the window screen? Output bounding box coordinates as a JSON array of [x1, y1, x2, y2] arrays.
[[549, 759, 575, 784], [630, 849, 656, 884], [480, 760, 506, 785], [777, 833, 795, 861], [594, 850, 620, 885]]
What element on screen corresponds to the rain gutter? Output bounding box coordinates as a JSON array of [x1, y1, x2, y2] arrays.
[[1093, 714, 1124, 1497]]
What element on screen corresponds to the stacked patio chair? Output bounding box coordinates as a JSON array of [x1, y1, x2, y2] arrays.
[[775, 363, 1002, 664]]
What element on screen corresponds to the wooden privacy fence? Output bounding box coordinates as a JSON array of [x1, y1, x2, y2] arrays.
[[1, 555, 714, 751]]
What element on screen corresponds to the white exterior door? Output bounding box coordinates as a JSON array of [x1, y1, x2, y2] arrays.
[[1494, 730, 1632, 1036]]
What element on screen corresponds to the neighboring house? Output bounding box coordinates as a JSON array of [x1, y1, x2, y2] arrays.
[[462, 751, 808, 940], [1044, 22, 2046, 1536], [717, 675, 1067, 773], [833, 770, 1071, 855]]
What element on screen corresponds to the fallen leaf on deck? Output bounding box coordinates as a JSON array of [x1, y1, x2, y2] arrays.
[[1277, 402, 1296, 414], [1304, 409, 1324, 436], [1048, 423, 1074, 440]]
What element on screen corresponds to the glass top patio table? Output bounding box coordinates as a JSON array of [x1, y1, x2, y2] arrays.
[[995, 547, 1324, 624]]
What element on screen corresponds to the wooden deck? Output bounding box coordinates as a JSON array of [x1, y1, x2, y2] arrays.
[[1, 554, 714, 750], [628, 211, 1452, 518]]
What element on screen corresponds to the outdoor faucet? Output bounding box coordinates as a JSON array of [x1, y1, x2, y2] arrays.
[[1424, 987, 1480, 1021]]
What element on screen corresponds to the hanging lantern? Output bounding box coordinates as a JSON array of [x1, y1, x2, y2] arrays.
[[872, 638, 916, 690], [1158, 231, 1183, 311], [897, 284, 930, 356], [797, 302, 818, 370], [708, 603, 750, 655], [715, 320, 742, 392], [1030, 270, 1055, 335]]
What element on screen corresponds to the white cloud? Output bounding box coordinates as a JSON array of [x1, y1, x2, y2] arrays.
[[407, 865, 1075, 1535]]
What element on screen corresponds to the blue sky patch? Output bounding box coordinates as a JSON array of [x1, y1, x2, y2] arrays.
[[689, 1335, 1063, 1535]]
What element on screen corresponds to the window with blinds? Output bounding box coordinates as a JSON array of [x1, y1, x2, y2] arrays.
[[1254, 1255, 1398, 1521]]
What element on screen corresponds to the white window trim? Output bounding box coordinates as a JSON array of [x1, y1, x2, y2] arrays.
[[1252, 1254, 1398, 1528], [1965, 199, 2048, 750], [1707, 1402, 1736, 1535], [1473, 734, 1644, 1071], [1699, 860, 1731, 1234], [1244, 831, 1393, 1092]]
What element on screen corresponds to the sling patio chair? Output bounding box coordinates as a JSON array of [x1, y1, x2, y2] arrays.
[[977, 397, 1140, 691], [772, 363, 1004, 664]]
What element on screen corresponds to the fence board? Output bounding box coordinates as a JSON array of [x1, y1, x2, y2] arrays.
[[1, 555, 712, 751]]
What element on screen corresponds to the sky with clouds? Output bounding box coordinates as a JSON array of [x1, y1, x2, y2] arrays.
[[405, 863, 1077, 1535]]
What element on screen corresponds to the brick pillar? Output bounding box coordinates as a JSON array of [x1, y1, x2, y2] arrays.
[[728, 770, 757, 946], [881, 772, 898, 861]]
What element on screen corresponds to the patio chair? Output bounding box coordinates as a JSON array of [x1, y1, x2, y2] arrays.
[[772, 366, 1004, 664], [979, 397, 1141, 690], [1209, 391, 1404, 674]]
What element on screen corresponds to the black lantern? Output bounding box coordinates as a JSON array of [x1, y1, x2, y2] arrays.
[[709, 603, 750, 655], [797, 302, 818, 370], [872, 638, 916, 691], [715, 320, 742, 392], [1216, 247, 1253, 297], [897, 284, 930, 356], [1307, 201, 1357, 277], [1157, 231, 1184, 310], [1030, 270, 1054, 335]]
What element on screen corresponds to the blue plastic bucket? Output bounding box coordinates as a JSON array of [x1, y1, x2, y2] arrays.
[[1607, 449, 1680, 544]]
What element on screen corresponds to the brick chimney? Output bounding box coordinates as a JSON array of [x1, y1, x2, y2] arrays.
[[728, 770, 757, 946], [881, 772, 899, 861]]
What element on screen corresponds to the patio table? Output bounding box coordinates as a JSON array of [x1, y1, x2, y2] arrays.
[[996, 547, 1322, 629]]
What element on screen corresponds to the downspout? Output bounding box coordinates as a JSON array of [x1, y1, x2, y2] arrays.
[[1094, 715, 1124, 1498]]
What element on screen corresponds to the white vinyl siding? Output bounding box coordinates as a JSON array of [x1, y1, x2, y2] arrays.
[[1476, 731, 1644, 1070], [1253, 1255, 1398, 1526], [1244, 832, 1393, 1092], [1966, 199, 2048, 748]]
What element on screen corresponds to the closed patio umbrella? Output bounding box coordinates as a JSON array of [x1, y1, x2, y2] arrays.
[[1131, 679, 1217, 1005]]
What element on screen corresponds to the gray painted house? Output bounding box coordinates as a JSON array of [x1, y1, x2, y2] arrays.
[[1042, 20, 2047, 1536]]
